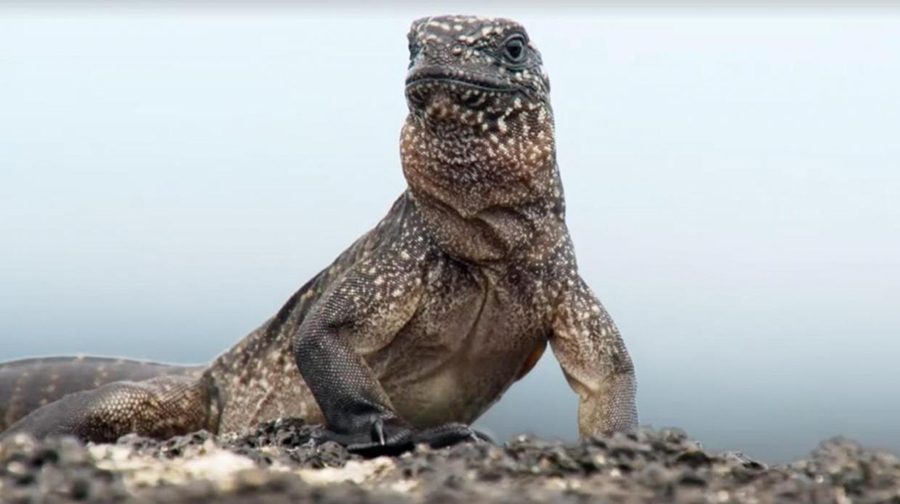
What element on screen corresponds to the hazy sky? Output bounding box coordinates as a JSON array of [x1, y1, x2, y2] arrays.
[[1, 4, 898, 462]]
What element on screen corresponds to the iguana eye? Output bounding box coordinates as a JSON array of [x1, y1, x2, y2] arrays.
[[408, 42, 420, 69], [502, 35, 527, 63]]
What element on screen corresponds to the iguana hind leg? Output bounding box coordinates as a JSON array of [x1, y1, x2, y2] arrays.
[[0, 356, 202, 431], [1, 374, 219, 443]]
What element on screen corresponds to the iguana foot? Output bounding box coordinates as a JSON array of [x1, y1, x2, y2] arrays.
[[318, 416, 487, 457], [413, 422, 492, 449]]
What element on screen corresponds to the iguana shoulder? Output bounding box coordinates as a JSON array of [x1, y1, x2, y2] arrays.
[[205, 191, 430, 432]]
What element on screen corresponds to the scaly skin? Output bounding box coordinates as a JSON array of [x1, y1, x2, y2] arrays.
[[0, 15, 637, 454]]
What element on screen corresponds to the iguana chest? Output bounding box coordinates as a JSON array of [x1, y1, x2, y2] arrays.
[[211, 256, 554, 433], [368, 263, 550, 428]]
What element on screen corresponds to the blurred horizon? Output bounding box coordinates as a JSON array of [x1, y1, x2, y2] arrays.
[[2, 5, 898, 463]]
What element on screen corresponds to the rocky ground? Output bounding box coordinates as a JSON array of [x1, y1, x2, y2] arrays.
[[1, 419, 898, 503]]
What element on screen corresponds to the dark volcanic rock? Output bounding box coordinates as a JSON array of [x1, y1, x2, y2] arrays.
[[0, 435, 129, 503], [1, 422, 898, 503]]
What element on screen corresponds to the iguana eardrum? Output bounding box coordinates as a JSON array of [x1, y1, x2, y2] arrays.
[[0, 15, 637, 455]]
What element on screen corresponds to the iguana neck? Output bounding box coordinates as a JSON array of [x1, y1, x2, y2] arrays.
[[400, 98, 564, 264]]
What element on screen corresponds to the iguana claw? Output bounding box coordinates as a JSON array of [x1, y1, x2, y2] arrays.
[[317, 417, 487, 458]]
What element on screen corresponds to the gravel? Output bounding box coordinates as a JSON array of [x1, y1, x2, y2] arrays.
[[1, 419, 898, 503]]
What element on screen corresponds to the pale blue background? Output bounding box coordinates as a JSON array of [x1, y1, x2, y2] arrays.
[[1, 4, 898, 462]]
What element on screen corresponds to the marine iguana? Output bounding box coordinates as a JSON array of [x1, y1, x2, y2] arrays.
[[0, 15, 637, 455]]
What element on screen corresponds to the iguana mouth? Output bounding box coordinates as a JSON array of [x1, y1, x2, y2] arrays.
[[405, 70, 521, 110], [405, 67, 520, 93], [405, 76, 517, 93]]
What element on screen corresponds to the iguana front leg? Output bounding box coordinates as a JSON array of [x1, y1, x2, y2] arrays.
[[293, 252, 479, 456], [550, 276, 638, 437]]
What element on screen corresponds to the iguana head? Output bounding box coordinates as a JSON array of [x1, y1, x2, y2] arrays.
[[400, 16, 562, 260], [404, 15, 551, 120]]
